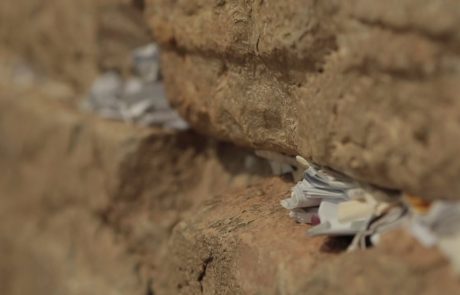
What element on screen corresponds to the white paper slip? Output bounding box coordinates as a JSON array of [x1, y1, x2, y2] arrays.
[[337, 200, 375, 223], [304, 166, 357, 190], [307, 200, 369, 236], [307, 220, 368, 236], [280, 193, 322, 210]]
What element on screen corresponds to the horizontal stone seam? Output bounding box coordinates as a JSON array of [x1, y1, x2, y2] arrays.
[[352, 16, 460, 53], [159, 40, 337, 74]]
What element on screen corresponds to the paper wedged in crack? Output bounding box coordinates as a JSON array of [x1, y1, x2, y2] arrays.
[[84, 43, 188, 129]]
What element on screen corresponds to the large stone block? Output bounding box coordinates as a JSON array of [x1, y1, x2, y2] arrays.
[[155, 177, 460, 295], [1, 66, 459, 295], [0, 0, 151, 91], [148, 0, 460, 200], [0, 80, 270, 295]]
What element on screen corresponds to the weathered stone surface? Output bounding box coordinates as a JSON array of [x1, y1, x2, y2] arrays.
[[148, 0, 460, 200], [1, 79, 459, 295], [2, 2, 460, 293], [0, 0, 151, 91], [0, 80, 270, 295], [156, 177, 460, 295], [0, 88, 150, 295]]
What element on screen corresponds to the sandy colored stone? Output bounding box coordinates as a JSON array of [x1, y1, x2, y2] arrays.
[[148, 0, 460, 200], [156, 177, 460, 295], [0, 0, 151, 91], [0, 80, 271, 295], [0, 67, 459, 295], [0, 88, 151, 295]]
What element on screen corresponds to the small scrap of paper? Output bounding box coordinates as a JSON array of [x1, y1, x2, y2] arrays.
[[254, 150, 305, 180], [281, 157, 399, 246], [83, 43, 188, 130], [408, 200, 460, 273]]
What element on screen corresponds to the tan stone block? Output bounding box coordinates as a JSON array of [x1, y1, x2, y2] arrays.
[[148, 0, 460, 200]]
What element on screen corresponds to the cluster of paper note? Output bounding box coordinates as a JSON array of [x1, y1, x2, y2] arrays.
[[281, 158, 397, 242], [279, 157, 419, 252], [83, 43, 188, 130], [281, 156, 460, 273]]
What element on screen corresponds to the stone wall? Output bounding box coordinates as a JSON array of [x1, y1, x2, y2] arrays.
[[2, 85, 457, 294], [0, 79, 270, 295], [0, 0, 151, 91], [1, 1, 460, 294], [148, 0, 460, 200]]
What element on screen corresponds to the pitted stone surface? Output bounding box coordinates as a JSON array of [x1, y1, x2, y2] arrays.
[[0, 82, 270, 295], [148, 0, 460, 200], [0, 0, 151, 91], [155, 178, 460, 295]]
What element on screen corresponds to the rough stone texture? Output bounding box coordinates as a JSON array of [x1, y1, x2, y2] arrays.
[[1, 79, 459, 294], [156, 177, 460, 295], [148, 0, 460, 200], [0, 79, 270, 295], [2, 2, 460, 294], [0, 89, 148, 295], [0, 0, 151, 91]]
